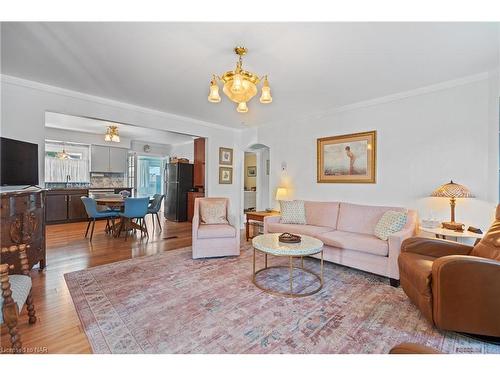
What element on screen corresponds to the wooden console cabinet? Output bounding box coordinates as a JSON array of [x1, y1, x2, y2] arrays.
[[0, 189, 46, 272], [193, 137, 205, 189]]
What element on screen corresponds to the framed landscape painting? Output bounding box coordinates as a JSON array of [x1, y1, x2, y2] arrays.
[[317, 130, 376, 183]]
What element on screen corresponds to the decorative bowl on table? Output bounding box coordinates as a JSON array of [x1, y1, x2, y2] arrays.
[[278, 232, 302, 243]]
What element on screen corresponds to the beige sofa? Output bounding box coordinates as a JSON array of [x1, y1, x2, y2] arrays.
[[264, 201, 417, 286]]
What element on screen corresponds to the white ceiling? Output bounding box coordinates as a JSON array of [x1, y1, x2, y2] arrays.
[[45, 112, 196, 145], [2, 22, 499, 127]]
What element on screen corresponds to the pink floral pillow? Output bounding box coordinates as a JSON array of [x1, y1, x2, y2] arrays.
[[199, 200, 229, 224]]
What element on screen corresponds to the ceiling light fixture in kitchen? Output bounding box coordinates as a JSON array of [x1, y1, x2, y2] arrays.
[[104, 125, 120, 143]]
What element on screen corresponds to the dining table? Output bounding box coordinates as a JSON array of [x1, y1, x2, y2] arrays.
[[95, 196, 153, 237]]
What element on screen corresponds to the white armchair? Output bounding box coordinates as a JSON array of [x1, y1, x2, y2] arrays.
[[192, 197, 240, 259]]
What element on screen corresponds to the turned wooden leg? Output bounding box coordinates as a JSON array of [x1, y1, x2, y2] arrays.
[[1, 263, 22, 352], [6, 314, 22, 353], [26, 290, 37, 324]]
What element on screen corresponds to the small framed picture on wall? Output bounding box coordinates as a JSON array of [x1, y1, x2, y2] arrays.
[[219, 147, 233, 165], [219, 167, 233, 184], [247, 166, 256, 177]]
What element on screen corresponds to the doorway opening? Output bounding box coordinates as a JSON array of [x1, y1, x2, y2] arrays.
[[242, 143, 271, 216], [136, 155, 167, 198]]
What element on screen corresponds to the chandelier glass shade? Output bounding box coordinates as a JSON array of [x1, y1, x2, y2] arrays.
[[104, 125, 120, 143], [208, 47, 272, 113]]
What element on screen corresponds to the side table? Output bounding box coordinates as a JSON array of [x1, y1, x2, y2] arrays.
[[245, 211, 279, 241], [419, 226, 483, 245]]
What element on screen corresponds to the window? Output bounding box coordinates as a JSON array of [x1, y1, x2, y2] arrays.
[[128, 153, 136, 191], [44, 141, 90, 183]]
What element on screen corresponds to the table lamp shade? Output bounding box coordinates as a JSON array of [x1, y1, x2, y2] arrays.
[[430, 180, 474, 199], [275, 187, 289, 201], [430, 180, 473, 230]]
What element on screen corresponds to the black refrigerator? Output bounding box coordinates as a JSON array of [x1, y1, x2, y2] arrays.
[[164, 163, 194, 222]]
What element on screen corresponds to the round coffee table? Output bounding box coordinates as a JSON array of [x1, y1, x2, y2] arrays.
[[251, 233, 324, 298]]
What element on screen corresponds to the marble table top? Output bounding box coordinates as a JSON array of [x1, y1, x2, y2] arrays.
[[252, 233, 324, 256]]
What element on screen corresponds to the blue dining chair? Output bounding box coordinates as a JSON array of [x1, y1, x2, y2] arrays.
[[118, 197, 150, 240], [147, 194, 165, 232], [81, 197, 120, 241]]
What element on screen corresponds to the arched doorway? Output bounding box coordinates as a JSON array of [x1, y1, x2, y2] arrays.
[[242, 143, 271, 220]]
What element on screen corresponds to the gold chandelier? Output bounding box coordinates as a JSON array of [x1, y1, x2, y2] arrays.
[[208, 47, 272, 113], [104, 125, 120, 143]]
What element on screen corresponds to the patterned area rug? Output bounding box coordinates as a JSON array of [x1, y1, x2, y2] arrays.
[[64, 245, 499, 354]]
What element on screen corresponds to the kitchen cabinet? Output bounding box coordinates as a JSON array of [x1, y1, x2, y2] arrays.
[[109, 147, 128, 173], [91, 145, 110, 172], [46, 194, 68, 222], [46, 189, 89, 224], [91, 145, 128, 173], [68, 193, 88, 220]]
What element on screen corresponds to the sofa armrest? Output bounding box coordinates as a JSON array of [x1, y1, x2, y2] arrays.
[[263, 215, 281, 233], [431, 255, 500, 336], [401, 237, 473, 258], [387, 227, 415, 279]]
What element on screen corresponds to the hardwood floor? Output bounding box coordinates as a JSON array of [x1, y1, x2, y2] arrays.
[[1, 214, 193, 354]]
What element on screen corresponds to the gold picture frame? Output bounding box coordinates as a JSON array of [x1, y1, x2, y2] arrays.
[[219, 167, 233, 184], [317, 130, 376, 183], [219, 147, 233, 165]]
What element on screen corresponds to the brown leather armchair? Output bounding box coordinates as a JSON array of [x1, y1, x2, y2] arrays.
[[398, 206, 500, 338], [389, 343, 441, 354]]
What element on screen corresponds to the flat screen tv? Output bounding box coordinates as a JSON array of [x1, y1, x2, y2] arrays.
[[0, 137, 39, 186]]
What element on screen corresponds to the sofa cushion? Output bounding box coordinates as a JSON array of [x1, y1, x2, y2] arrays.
[[280, 200, 306, 224], [266, 222, 334, 237], [199, 199, 229, 225], [317, 230, 389, 256], [337, 202, 406, 235], [398, 252, 434, 322], [374, 210, 408, 240], [197, 224, 236, 239], [304, 201, 340, 228]]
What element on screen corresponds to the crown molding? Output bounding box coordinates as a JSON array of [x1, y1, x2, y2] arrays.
[[258, 72, 490, 129], [0, 74, 239, 132]]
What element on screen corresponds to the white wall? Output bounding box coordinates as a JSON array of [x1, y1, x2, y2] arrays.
[[1, 75, 245, 227], [169, 141, 194, 163], [258, 75, 499, 230], [130, 140, 171, 157]]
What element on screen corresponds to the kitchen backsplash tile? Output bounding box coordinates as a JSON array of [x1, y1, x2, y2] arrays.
[[90, 172, 127, 188]]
